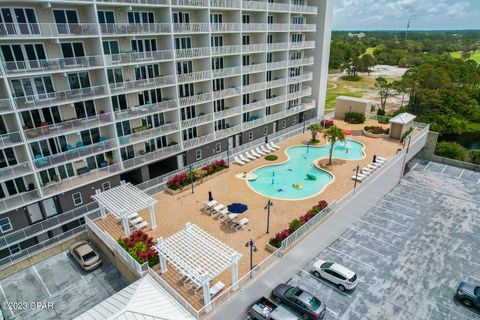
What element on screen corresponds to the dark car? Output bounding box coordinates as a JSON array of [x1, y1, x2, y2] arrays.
[[456, 282, 480, 308], [272, 284, 326, 319]]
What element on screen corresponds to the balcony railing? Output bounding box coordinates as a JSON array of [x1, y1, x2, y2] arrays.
[[0, 161, 32, 182], [96, 0, 169, 4], [267, 60, 288, 70], [182, 133, 214, 150], [175, 47, 211, 59], [211, 23, 241, 32], [290, 24, 317, 32], [267, 78, 287, 89], [0, 99, 13, 114], [115, 100, 178, 121], [213, 87, 240, 99], [212, 66, 241, 78], [172, 0, 208, 6], [178, 92, 212, 106], [123, 144, 182, 170], [268, 42, 289, 51], [106, 50, 174, 66], [243, 82, 266, 93], [3, 56, 103, 75], [242, 0, 267, 10], [290, 41, 315, 49], [173, 23, 209, 33], [210, 0, 241, 8], [211, 45, 242, 56], [291, 4, 318, 14], [215, 124, 242, 139], [289, 57, 314, 67], [267, 2, 290, 12], [0, 131, 22, 148], [242, 63, 266, 73], [118, 123, 180, 146], [242, 44, 266, 53], [177, 70, 212, 83], [242, 23, 267, 32], [42, 163, 122, 196], [243, 117, 266, 129], [33, 138, 118, 170], [0, 189, 41, 213], [181, 114, 214, 128], [23, 113, 113, 141], [110, 75, 176, 94], [287, 87, 312, 100], [266, 94, 288, 106], [0, 23, 98, 38], [214, 106, 242, 119], [100, 23, 171, 35], [14, 85, 108, 109], [243, 100, 265, 112], [265, 111, 286, 122], [267, 24, 290, 32], [288, 72, 313, 84]]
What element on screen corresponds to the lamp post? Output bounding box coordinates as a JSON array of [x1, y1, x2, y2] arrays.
[[265, 199, 273, 234], [353, 165, 360, 191], [245, 239, 257, 271], [189, 165, 194, 194]]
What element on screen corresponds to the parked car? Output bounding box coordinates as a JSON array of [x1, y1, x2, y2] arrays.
[[456, 282, 480, 308], [311, 259, 358, 291], [248, 296, 302, 320], [69, 241, 102, 271], [272, 284, 326, 319]]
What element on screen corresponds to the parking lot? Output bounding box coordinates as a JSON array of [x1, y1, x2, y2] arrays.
[[0, 242, 129, 320], [288, 161, 480, 319]]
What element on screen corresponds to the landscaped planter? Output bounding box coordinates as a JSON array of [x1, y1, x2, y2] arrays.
[[362, 128, 389, 139], [165, 168, 229, 195], [265, 242, 278, 253]]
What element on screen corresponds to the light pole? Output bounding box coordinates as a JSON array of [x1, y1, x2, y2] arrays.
[[189, 165, 194, 194], [353, 165, 360, 191], [245, 239, 257, 271], [264, 199, 273, 234]]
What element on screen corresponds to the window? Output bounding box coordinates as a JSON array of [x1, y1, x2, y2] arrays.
[[212, 57, 223, 70], [242, 14, 250, 24], [112, 94, 127, 111], [128, 11, 154, 24], [195, 149, 202, 160], [97, 11, 115, 24], [1, 43, 46, 70], [282, 120, 286, 128], [102, 182, 111, 191], [248, 132, 253, 141], [68, 72, 91, 90], [210, 13, 223, 23], [263, 126, 268, 135], [0, 217, 12, 233], [174, 37, 192, 50], [292, 118, 296, 125], [268, 15, 273, 24], [215, 143, 221, 153], [172, 12, 190, 23], [61, 42, 85, 59], [9, 244, 21, 255], [72, 192, 83, 206], [107, 68, 123, 84], [242, 35, 250, 45], [210, 35, 223, 47], [103, 41, 119, 55], [131, 39, 156, 52]]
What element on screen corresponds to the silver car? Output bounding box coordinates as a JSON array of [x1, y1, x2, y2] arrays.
[[69, 241, 102, 271]]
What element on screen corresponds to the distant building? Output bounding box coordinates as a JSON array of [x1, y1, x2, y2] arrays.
[[348, 32, 366, 39]]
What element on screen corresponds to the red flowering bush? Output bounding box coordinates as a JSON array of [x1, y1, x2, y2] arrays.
[[320, 119, 334, 128], [167, 159, 228, 191], [118, 230, 159, 267], [166, 172, 189, 190]]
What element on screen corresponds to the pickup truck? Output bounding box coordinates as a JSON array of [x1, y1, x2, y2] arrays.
[[248, 297, 301, 320]]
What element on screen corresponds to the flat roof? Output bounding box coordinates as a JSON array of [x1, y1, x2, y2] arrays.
[[389, 112, 416, 124], [336, 96, 371, 103]]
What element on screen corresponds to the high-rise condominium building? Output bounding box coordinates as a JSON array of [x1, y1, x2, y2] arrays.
[[0, 0, 332, 265]]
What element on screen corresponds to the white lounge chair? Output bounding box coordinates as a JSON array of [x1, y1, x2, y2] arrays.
[[202, 200, 218, 212], [223, 213, 238, 224], [209, 281, 225, 296], [269, 142, 281, 150], [352, 174, 365, 182], [239, 154, 251, 163], [127, 212, 139, 220], [370, 161, 383, 168], [264, 144, 276, 152], [361, 167, 375, 174], [209, 204, 225, 216], [232, 217, 249, 231], [130, 216, 143, 225], [233, 156, 245, 166], [245, 150, 258, 159], [251, 149, 262, 157], [216, 208, 230, 220], [377, 156, 388, 162], [133, 221, 148, 230], [365, 164, 377, 171], [254, 147, 266, 156], [260, 145, 271, 154]]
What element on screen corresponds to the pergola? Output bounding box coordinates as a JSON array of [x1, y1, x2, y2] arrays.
[[92, 181, 158, 236], [154, 223, 241, 310]]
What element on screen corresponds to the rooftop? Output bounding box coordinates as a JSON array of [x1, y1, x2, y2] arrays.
[[389, 112, 416, 124]]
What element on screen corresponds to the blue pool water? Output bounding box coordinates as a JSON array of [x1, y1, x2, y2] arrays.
[[248, 140, 365, 200]]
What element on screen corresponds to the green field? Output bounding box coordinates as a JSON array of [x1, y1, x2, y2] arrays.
[[450, 51, 480, 64], [326, 76, 376, 110]]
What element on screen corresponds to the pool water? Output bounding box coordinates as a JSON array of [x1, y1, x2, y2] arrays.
[[248, 140, 365, 200]]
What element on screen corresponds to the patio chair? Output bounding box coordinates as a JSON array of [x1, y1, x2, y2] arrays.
[[264, 144, 276, 152], [223, 213, 238, 224], [351, 174, 365, 182], [239, 154, 251, 163], [232, 217, 249, 231], [365, 164, 378, 171], [361, 167, 375, 174], [370, 162, 383, 168], [245, 151, 257, 160], [216, 208, 230, 220], [202, 200, 218, 212], [377, 156, 388, 162], [210, 281, 225, 297], [209, 204, 225, 216], [133, 221, 148, 230], [254, 147, 266, 156], [250, 149, 262, 158], [269, 142, 281, 150], [260, 145, 271, 154], [234, 156, 245, 166]]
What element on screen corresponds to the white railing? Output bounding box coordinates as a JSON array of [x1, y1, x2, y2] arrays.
[[290, 41, 315, 49], [242, 0, 267, 10], [267, 2, 290, 12], [212, 87, 240, 99], [177, 70, 212, 83], [107, 50, 174, 66], [171, 0, 209, 6], [33, 138, 118, 170], [110, 75, 176, 94], [211, 45, 242, 56], [178, 92, 212, 106], [175, 47, 211, 59], [266, 94, 287, 106], [210, 23, 241, 32], [287, 87, 312, 100], [215, 124, 242, 139], [242, 23, 267, 32], [123, 144, 182, 170], [100, 23, 171, 35], [266, 60, 288, 70], [265, 111, 286, 122], [291, 4, 318, 14], [242, 63, 266, 73], [115, 100, 178, 121], [0, 189, 41, 213], [267, 23, 290, 32], [14, 85, 108, 109], [242, 43, 266, 53], [267, 78, 287, 89], [210, 0, 241, 8], [173, 23, 209, 33], [288, 72, 313, 84], [289, 57, 314, 67], [214, 106, 242, 119], [183, 133, 214, 150], [0, 161, 32, 182], [0, 99, 13, 113], [290, 24, 316, 32], [243, 82, 266, 93], [212, 66, 241, 78], [243, 100, 265, 112], [23, 113, 113, 141], [118, 123, 180, 146], [243, 117, 266, 129], [96, 0, 169, 4], [267, 42, 289, 51], [0, 23, 98, 38], [3, 55, 103, 75], [181, 114, 214, 128], [0, 131, 22, 148]]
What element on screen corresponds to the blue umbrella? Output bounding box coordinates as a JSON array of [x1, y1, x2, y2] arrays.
[[227, 203, 248, 214]]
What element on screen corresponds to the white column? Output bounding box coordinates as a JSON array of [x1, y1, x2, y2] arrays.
[[157, 238, 168, 273], [231, 254, 240, 291], [100, 205, 106, 219], [149, 206, 157, 230], [122, 216, 130, 236], [202, 274, 212, 312]]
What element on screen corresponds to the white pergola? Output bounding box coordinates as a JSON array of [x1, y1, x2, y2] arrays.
[[92, 181, 158, 236], [154, 223, 241, 310]]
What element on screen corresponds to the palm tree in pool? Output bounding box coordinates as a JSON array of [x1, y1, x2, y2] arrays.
[[323, 125, 345, 165]]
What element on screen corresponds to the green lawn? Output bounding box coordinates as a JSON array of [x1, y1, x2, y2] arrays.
[[450, 51, 480, 64], [326, 75, 375, 110]]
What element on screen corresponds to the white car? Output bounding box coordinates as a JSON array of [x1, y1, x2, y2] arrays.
[[311, 259, 358, 291]]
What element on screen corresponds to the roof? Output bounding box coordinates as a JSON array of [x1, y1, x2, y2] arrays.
[[75, 274, 196, 320], [336, 96, 371, 103], [92, 181, 157, 218], [389, 112, 416, 124], [74, 243, 94, 256]]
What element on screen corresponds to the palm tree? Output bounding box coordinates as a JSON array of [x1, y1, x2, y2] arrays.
[[323, 125, 345, 165], [307, 123, 322, 143]]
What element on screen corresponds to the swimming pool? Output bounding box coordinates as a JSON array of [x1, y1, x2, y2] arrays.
[[247, 140, 365, 200]]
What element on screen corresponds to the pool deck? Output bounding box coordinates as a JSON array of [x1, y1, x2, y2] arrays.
[[96, 118, 401, 309]]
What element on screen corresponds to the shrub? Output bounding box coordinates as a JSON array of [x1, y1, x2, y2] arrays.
[[468, 150, 480, 165], [340, 75, 361, 81], [344, 112, 366, 124], [289, 219, 303, 233], [377, 108, 386, 116], [320, 119, 334, 128], [268, 237, 282, 248], [166, 172, 188, 190], [265, 155, 278, 161], [118, 230, 158, 266], [317, 200, 328, 210], [364, 126, 389, 135], [378, 118, 389, 124], [434, 141, 467, 161], [167, 159, 228, 190]]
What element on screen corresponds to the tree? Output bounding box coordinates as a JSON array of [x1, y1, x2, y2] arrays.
[[468, 150, 480, 165], [434, 141, 467, 161], [323, 126, 345, 165], [343, 56, 361, 78], [374, 77, 395, 111], [307, 123, 322, 143], [461, 51, 472, 61], [359, 54, 376, 74]]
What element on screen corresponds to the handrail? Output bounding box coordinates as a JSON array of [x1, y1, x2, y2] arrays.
[[107, 50, 174, 66], [118, 123, 180, 145], [0, 161, 32, 182], [3, 55, 103, 74], [110, 75, 176, 94], [0, 23, 98, 38], [0, 131, 22, 148], [123, 144, 182, 170], [100, 23, 171, 35], [115, 100, 178, 121]]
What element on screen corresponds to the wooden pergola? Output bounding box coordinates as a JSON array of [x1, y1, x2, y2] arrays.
[[92, 181, 158, 236]]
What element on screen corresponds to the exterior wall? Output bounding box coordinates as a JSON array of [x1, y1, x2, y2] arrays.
[[185, 137, 229, 166], [334, 97, 372, 119], [417, 131, 439, 159], [0, 208, 31, 235], [390, 123, 403, 140]]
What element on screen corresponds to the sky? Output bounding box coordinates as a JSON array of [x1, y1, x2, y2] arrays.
[[333, 0, 480, 30]]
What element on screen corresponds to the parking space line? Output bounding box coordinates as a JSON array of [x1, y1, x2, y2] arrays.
[[393, 188, 431, 200], [365, 212, 408, 228], [299, 270, 353, 298], [349, 229, 398, 248], [32, 265, 52, 297], [469, 275, 480, 283], [386, 193, 426, 206], [357, 219, 403, 238], [380, 199, 420, 213], [327, 247, 378, 270], [458, 169, 465, 179], [338, 237, 385, 257], [400, 180, 432, 194], [452, 303, 480, 319], [0, 282, 15, 318], [441, 165, 448, 174], [326, 308, 339, 317], [423, 161, 431, 170], [374, 205, 415, 220]]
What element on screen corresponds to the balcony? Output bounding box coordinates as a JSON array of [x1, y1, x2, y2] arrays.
[[210, 0, 241, 8], [266, 94, 287, 106], [289, 57, 314, 67], [42, 164, 122, 196], [171, 0, 209, 6], [242, 44, 267, 53], [267, 78, 287, 89], [0, 131, 23, 148], [123, 144, 182, 170], [33, 138, 118, 170], [242, 0, 267, 10], [291, 4, 318, 14], [0, 162, 32, 182], [287, 87, 312, 100], [0, 189, 41, 213], [243, 100, 265, 112], [212, 66, 241, 78], [267, 42, 289, 51], [14, 85, 108, 109], [212, 87, 240, 99], [211, 45, 242, 56], [100, 23, 171, 35], [288, 72, 313, 84], [242, 63, 266, 73], [0, 99, 13, 114], [118, 123, 180, 146], [267, 2, 290, 12], [290, 24, 317, 32], [96, 0, 169, 4], [267, 24, 290, 32], [215, 124, 242, 139], [242, 23, 267, 32], [243, 117, 266, 130], [267, 60, 288, 70], [0, 23, 98, 38], [211, 23, 241, 33], [290, 41, 315, 50], [175, 47, 210, 59], [110, 75, 176, 94], [3, 56, 104, 75], [178, 92, 212, 107], [182, 133, 214, 150], [265, 111, 286, 122], [177, 70, 212, 83], [23, 113, 113, 141], [115, 100, 178, 121], [106, 50, 174, 66], [181, 114, 214, 128], [214, 106, 242, 119], [173, 23, 209, 33], [243, 82, 266, 94]]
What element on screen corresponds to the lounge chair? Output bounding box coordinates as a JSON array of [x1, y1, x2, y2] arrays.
[[370, 161, 383, 168], [365, 164, 377, 171], [239, 154, 251, 163], [264, 144, 276, 152], [202, 200, 218, 212], [361, 167, 375, 174], [130, 216, 143, 225], [232, 217, 249, 231], [209, 281, 225, 296], [216, 208, 230, 220], [133, 221, 148, 230], [209, 204, 225, 216], [245, 151, 258, 159], [127, 212, 139, 219], [254, 147, 266, 156], [223, 213, 238, 224], [269, 142, 281, 150], [251, 149, 262, 157], [260, 145, 271, 154], [352, 174, 365, 182], [234, 156, 245, 166], [377, 156, 387, 162]]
